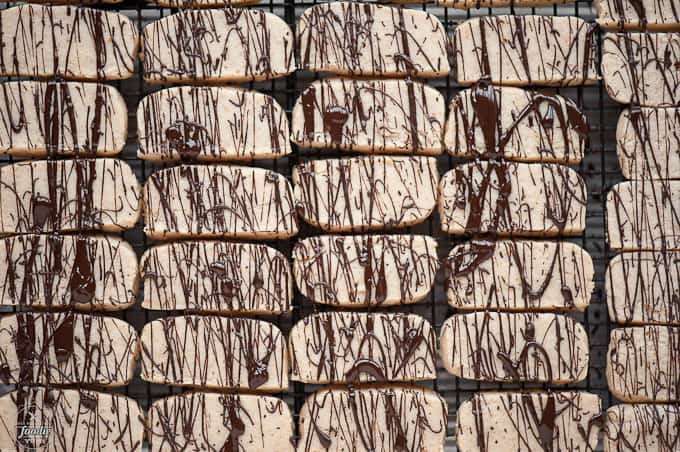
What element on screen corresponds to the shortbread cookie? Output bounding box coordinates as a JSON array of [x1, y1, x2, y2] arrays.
[[439, 0, 575, 7], [289, 312, 436, 384], [0, 159, 140, 234], [0, 312, 138, 386], [148, 392, 293, 452], [148, 0, 258, 7], [143, 165, 297, 240], [608, 325, 680, 402], [441, 312, 589, 383], [292, 78, 445, 155], [293, 234, 438, 307], [1, 234, 138, 311], [606, 251, 680, 325], [457, 392, 601, 452], [141, 241, 292, 314], [138, 86, 290, 162], [606, 180, 680, 251], [452, 16, 597, 86], [142, 8, 295, 83], [439, 161, 587, 236], [445, 84, 588, 163], [596, 0, 680, 30], [140, 315, 288, 391], [0, 387, 144, 452], [447, 240, 594, 311], [0, 5, 137, 80], [603, 404, 680, 452], [617, 107, 680, 179], [603, 33, 680, 106], [297, 2, 449, 78], [298, 386, 447, 452], [0, 81, 126, 157], [294, 156, 438, 232]]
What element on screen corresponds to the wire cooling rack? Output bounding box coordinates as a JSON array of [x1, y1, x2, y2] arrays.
[[0, 0, 624, 450]]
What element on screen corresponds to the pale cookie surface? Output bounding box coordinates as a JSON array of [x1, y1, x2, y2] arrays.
[[603, 33, 680, 106], [441, 312, 589, 383], [439, 161, 587, 236], [0, 387, 144, 452], [297, 2, 449, 78], [0, 5, 137, 80], [148, 392, 294, 452], [0, 159, 140, 234], [445, 84, 588, 163], [294, 156, 438, 232], [143, 165, 298, 240], [0, 312, 138, 386], [289, 312, 436, 384], [0, 81, 126, 157], [298, 386, 447, 452], [141, 241, 292, 314], [608, 325, 680, 402], [142, 8, 295, 83], [596, 0, 680, 30], [293, 234, 438, 307], [604, 404, 680, 452], [439, 0, 575, 7], [447, 240, 594, 311], [147, 0, 258, 7], [452, 15, 597, 86], [292, 78, 445, 155], [617, 107, 680, 179], [138, 86, 290, 162], [606, 180, 680, 251], [456, 391, 601, 452], [1, 234, 138, 311], [606, 251, 680, 325], [140, 315, 288, 391]]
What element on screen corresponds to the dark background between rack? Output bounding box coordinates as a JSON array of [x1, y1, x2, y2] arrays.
[[0, 0, 624, 450]]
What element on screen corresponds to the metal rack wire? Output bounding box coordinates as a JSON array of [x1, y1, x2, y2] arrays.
[[0, 0, 623, 450]]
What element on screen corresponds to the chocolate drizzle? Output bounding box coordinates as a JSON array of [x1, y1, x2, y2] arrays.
[[142, 8, 295, 83], [604, 403, 680, 451], [296, 2, 449, 77], [293, 78, 445, 155], [289, 312, 436, 384], [597, 0, 680, 30]]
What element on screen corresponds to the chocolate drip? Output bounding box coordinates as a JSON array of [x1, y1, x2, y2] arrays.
[[604, 403, 680, 451], [598, 0, 680, 30]]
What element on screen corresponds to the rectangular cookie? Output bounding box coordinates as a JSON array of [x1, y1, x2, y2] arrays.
[[439, 161, 587, 236], [143, 165, 298, 240], [297, 2, 449, 78], [603, 33, 680, 106], [289, 312, 436, 384], [440, 312, 589, 383], [608, 325, 680, 402], [0, 81, 126, 157], [137, 86, 290, 162], [604, 404, 680, 452], [0, 387, 144, 452], [617, 107, 680, 179], [142, 9, 295, 83], [293, 234, 438, 307], [596, 0, 680, 30], [439, 0, 575, 7], [293, 156, 439, 232], [0, 312, 138, 386], [452, 16, 597, 86], [141, 241, 292, 314], [298, 386, 447, 452], [447, 240, 594, 311], [0, 5, 137, 80], [148, 0, 258, 7], [606, 180, 680, 251], [0, 159, 141, 234], [606, 251, 680, 325], [1, 234, 138, 311], [456, 392, 601, 452], [140, 315, 288, 391], [292, 78, 445, 155], [445, 84, 588, 163], [148, 392, 293, 452]]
